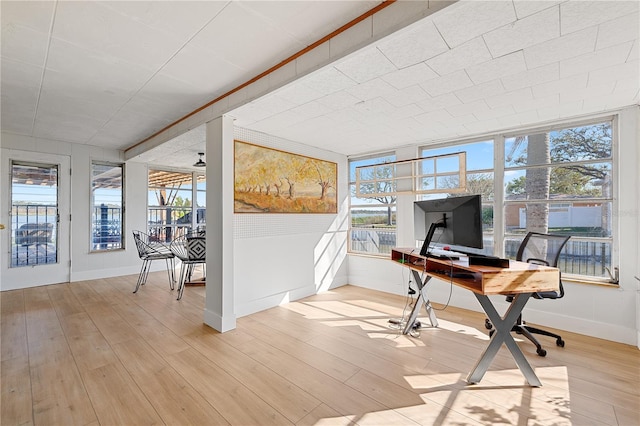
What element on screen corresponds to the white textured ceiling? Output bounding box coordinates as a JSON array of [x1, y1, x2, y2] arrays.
[[2, 1, 639, 169], [1, 0, 379, 153], [232, 0, 640, 157]]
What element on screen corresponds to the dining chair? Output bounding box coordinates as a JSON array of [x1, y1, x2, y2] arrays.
[[132, 230, 175, 293], [170, 234, 206, 300]]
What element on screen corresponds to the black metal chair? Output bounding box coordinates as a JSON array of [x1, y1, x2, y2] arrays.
[[132, 230, 175, 293], [170, 234, 206, 300], [485, 232, 571, 356]]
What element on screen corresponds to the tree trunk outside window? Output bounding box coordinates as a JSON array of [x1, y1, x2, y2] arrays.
[[525, 133, 550, 234]]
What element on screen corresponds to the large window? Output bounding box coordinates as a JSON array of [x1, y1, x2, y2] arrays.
[[349, 153, 397, 255], [196, 175, 206, 229], [504, 121, 613, 280], [418, 119, 615, 282], [91, 162, 123, 251], [148, 169, 205, 243], [420, 140, 495, 256]]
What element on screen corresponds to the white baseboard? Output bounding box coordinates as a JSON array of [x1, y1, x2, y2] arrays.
[[70, 265, 141, 282], [203, 307, 236, 332]]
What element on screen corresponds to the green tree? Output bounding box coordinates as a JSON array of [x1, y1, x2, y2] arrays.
[[173, 196, 191, 207], [506, 176, 526, 195], [444, 173, 494, 199], [506, 123, 612, 233], [352, 160, 396, 226]]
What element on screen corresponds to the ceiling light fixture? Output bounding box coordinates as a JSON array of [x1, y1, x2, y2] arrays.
[[193, 152, 206, 167]]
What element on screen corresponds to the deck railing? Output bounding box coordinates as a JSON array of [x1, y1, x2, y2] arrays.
[[350, 228, 612, 279], [10, 204, 57, 267], [92, 204, 122, 250]]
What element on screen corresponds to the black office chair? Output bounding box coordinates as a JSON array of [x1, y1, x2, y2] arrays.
[[485, 232, 571, 357]]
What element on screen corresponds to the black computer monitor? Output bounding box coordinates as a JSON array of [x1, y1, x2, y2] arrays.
[[414, 194, 483, 257]]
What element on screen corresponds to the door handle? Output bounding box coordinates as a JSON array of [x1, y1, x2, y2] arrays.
[[0, 224, 5, 230]]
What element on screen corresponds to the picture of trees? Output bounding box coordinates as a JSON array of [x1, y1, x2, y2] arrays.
[[234, 140, 337, 213]]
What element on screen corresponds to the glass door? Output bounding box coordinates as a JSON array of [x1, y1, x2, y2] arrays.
[[1, 151, 70, 289], [11, 162, 59, 267]]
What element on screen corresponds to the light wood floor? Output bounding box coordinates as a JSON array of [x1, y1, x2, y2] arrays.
[[2, 272, 639, 426]]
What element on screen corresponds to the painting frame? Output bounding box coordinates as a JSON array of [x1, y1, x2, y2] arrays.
[[234, 140, 337, 214]]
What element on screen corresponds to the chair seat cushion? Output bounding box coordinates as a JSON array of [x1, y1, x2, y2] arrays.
[[534, 290, 560, 299], [144, 253, 173, 260]]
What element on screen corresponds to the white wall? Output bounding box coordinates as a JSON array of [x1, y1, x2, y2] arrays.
[[232, 128, 349, 317], [2, 108, 637, 347], [69, 144, 149, 281], [349, 107, 640, 346], [0, 127, 350, 317], [0, 133, 148, 287]]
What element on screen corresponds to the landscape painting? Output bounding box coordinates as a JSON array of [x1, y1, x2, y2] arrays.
[[234, 140, 337, 213]]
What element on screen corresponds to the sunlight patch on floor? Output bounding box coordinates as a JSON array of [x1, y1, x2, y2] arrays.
[[305, 300, 387, 318], [431, 318, 490, 341], [281, 301, 344, 319]]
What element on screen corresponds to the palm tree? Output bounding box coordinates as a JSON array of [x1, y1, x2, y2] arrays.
[[524, 133, 550, 233]]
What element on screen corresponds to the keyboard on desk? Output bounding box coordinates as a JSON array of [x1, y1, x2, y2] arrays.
[[427, 248, 465, 260]]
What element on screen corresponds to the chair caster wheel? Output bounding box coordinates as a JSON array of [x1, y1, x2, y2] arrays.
[[537, 348, 547, 357], [556, 339, 565, 347], [489, 330, 495, 337], [484, 319, 492, 330]]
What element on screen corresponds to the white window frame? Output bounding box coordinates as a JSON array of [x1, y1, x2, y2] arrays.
[[90, 161, 125, 252], [348, 152, 397, 256], [501, 116, 616, 284]]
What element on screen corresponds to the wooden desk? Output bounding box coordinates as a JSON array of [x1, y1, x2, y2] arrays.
[[391, 248, 560, 387]]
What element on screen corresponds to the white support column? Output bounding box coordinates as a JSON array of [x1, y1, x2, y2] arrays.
[[203, 115, 236, 332]]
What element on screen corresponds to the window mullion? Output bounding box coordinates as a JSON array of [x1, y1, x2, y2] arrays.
[[494, 134, 505, 257]]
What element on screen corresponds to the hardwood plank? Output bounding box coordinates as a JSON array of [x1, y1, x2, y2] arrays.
[[110, 297, 191, 356], [139, 364, 230, 425], [23, 286, 64, 344], [226, 332, 401, 420], [393, 402, 485, 426], [4, 280, 640, 426], [613, 404, 640, 426], [111, 337, 169, 378], [250, 307, 326, 343], [47, 284, 85, 317], [83, 302, 141, 346], [66, 330, 119, 372], [0, 290, 28, 361], [84, 278, 130, 304], [296, 403, 354, 426], [130, 291, 203, 336], [113, 338, 229, 425], [68, 281, 106, 306], [240, 316, 361, 382], [344, 367, 430, 409], [27, 333, 75, 368], [184, 330, 322, 423], [1, 356, 33, 426], [30, 359, 97, 425], [81, 362, 163, 425], [166, 348, 294, 425]]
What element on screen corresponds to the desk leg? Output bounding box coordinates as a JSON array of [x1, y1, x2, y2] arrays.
[[402, 270, 438, 334], [467, 293, 542, 387]]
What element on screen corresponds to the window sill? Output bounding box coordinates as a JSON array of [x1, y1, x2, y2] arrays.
[[347, 251, 391, 259], [90, 248, 125, 254], [563, 275, 618, 287]]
